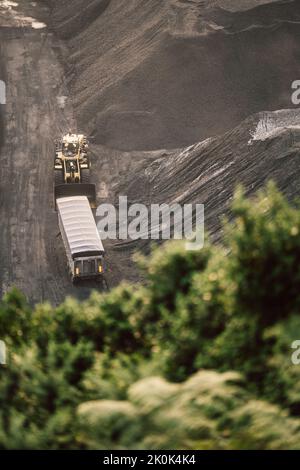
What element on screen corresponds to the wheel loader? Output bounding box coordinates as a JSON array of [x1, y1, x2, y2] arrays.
[[54, 133, 96, 207], [54, 133, 90, 184]]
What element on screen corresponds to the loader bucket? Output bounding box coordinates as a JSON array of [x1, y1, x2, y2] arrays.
[[55, 183, 97, 209]]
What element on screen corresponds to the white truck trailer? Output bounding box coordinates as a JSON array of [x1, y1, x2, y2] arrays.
[[56, 195, 105, 282]]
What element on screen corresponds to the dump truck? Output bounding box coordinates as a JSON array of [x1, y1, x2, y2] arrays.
[[56, 195, 105, 282], [54, 133, 96, 206]]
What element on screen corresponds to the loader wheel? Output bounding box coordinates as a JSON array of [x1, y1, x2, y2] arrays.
[[81, 168, 90, 184], [55, 170, 64, 185]]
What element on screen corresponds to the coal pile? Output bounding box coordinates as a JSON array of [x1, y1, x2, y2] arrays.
[[42, 0, 300, 284], [47, 0, 300, 151], [115, 108, 300, 242]]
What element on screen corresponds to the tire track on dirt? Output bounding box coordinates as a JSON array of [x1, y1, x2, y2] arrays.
[[0, 2, 107, 305]]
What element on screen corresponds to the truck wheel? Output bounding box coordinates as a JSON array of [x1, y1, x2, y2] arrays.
[[81, 168, 90, 184], [55, 170, 64, 185]]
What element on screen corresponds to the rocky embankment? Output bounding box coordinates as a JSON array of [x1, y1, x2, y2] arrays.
[[115, 109, 300, 244]]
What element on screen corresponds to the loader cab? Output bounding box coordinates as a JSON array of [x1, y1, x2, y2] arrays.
[[63, 142, 78, 156]]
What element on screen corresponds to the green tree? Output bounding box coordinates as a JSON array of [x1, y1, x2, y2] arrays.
[[1, 182, 300, 449]]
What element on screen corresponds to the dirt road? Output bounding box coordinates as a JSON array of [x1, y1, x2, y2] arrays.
[[0, 0, 162, 305], [0, 1, 108, 305]]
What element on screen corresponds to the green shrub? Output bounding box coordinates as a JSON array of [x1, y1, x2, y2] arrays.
[[1, 182, 300, 449]]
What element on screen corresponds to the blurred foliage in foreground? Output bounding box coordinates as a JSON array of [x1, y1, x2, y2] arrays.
[[1, 182, 300, 449]]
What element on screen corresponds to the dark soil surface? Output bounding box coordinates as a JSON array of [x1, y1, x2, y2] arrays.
[[116, 109, 300, 247], [1, 0, 300, 305], [49, 0, 300, 151], [0, 0, 150, 304]]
